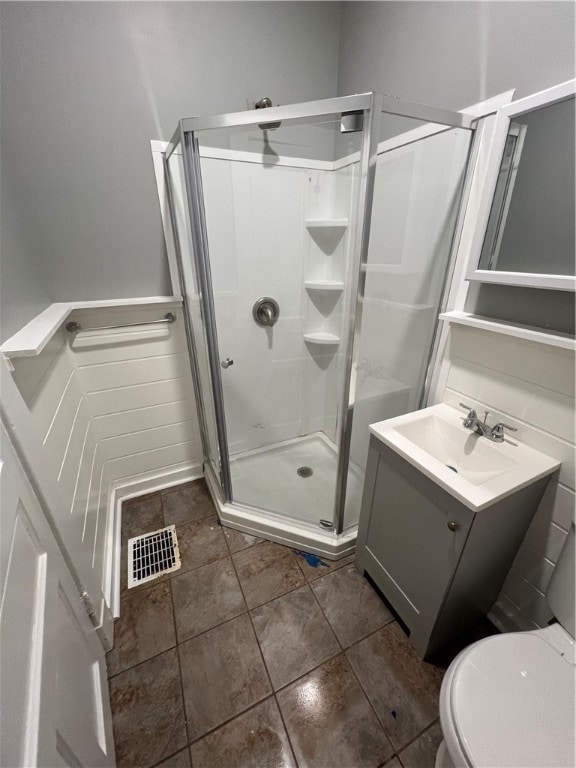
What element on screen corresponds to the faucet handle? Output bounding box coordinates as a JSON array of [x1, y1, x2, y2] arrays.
[[459, 403, 478, 430], [490, 422, 518, 441]]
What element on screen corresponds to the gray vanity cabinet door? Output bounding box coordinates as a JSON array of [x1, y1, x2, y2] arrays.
[[360, 446, 474, 636]]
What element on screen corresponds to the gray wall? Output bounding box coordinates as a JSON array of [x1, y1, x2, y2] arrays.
[[1, 157, 52, 341], [338, 0, 575, 332], [3, 1, 575, 340], [0, 1, 341, 339], [338, 1, 574, 108], [337, 1, 575, 333]]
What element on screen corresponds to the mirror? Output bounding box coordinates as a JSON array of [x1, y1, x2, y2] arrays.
[[479, 97, 575, 276], [467, 80, 575, 291]]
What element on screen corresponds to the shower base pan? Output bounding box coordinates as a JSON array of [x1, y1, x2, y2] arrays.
[[204, 432, 364, 560]]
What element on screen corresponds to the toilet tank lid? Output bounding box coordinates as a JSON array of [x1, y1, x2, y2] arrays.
[[450, 633, 576, 768]]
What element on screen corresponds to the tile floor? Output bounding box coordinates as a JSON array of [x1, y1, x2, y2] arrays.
[[107, 479, 459, 768]]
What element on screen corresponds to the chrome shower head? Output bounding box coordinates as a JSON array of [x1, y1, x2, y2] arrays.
[[255, 97, 281, 130]]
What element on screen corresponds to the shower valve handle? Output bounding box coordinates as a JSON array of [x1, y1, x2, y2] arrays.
[[253, 297, 279, 327]]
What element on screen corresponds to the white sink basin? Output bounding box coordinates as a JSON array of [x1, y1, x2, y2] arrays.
[[369, 403, 560, 511]]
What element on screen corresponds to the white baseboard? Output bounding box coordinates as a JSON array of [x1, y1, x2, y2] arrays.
[[107, 461, 203, 617], [203, 466, 357, 561]]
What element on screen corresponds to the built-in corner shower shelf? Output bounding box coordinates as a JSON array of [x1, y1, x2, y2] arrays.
[[304, 280, 345, 292], [305, 219, 348, 230], [303, 332, 341, 346]]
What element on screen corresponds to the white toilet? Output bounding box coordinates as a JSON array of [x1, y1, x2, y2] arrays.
[[436, 519, 576, 768]]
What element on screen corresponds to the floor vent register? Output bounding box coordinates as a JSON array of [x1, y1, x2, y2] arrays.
[[127, 525, 181, 588]]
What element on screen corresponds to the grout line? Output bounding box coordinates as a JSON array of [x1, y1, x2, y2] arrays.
[[344, 621, 443, 755], [169, 550, 230, 586], [160, 475, 208, 497], [174, 511, 220, 532], [149, 747, 189, 768], [306, 574, 344, 653], [248, 583, 342, 686], [112, 485, 433, 767], [272, 690, 300, 767], [271, 650, 346, 697], [394, 717, 442, 761], [224, 538, 300, 765], [294, 552, 355, 584], [185, 694, 282, 750], [244, 574, 310, 614], [162, 481, 194, 750], [228, 542, 307, 609], [173, 539, 271, 748], [227, 544, 273, 685], [173, 588, 249, 649], [175, 604, 248, 648], [343, 620, 399, 744], [345, 656, 399, 755], [107, 641, 179, 682]]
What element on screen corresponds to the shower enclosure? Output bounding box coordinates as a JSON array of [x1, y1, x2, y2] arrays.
[[161, 93, 475, 557]]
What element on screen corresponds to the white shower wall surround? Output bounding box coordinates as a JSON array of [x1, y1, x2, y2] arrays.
[[200, 156, 354, 454], [1, 302, 202, 642], [154, 124, 470, 479]]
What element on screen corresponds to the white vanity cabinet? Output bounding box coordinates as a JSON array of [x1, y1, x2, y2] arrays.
[[356, 435, 551, 658]]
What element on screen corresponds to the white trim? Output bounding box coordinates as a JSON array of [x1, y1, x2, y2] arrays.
[[466, 270, 575, 292], [150, 139, 175, 155], [439, 311, 575, 351], [465, 79, 576, 291], [426, 100, 518, 406], [217, 504, 357, 559], [150, 144, 183, 296], [1, 297, 183, 364], [498, 79, 575, 119], [202, 465, 356, 561], [108, 461, 203, 617]]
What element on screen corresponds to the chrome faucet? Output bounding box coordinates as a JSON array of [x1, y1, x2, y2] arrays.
[[459, 403, 518, 442]]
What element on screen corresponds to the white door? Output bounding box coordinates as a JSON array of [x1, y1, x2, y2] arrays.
[[0, 421, 116, 768]]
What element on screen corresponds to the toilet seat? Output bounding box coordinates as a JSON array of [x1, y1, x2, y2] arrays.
[[440, 629, 576, 767]]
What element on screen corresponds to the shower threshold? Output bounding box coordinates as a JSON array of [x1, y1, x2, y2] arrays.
[[204, 432, 364, 560]]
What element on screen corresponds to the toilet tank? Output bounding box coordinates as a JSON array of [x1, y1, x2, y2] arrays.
[[546, 520, 575, 639]]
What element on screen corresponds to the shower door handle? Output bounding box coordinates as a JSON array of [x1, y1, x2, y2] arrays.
[[221, 358, 234, 369]]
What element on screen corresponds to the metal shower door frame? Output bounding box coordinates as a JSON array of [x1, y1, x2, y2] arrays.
[[332, 92, 382, 533], [174, 92, 476, 533]]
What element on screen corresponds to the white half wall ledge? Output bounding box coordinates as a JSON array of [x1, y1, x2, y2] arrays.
[[439, 311, 576, 352], [1, 297, 184, 365]]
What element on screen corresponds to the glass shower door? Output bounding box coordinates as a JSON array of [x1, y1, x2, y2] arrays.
[[341, 113, 474, 531], [180, 102, 373, 529]]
